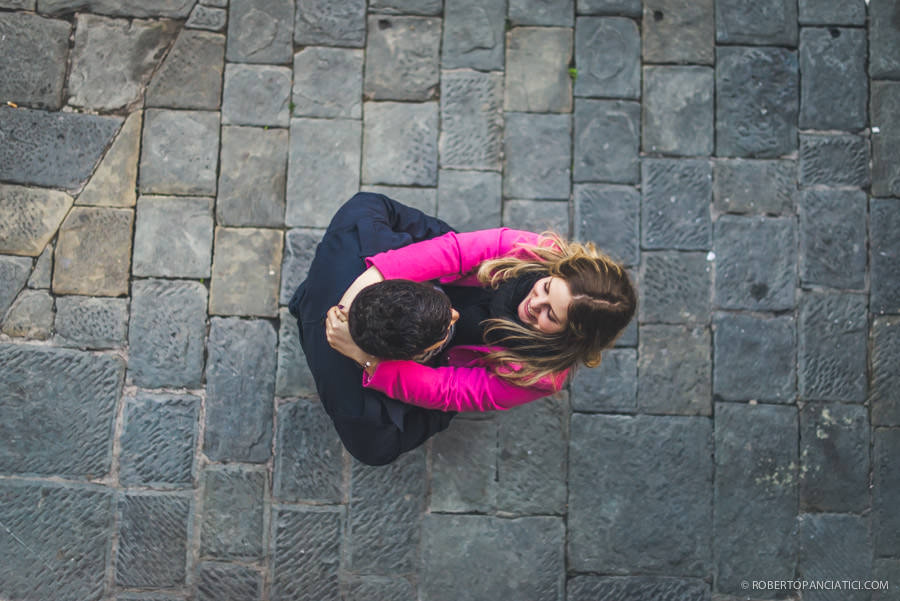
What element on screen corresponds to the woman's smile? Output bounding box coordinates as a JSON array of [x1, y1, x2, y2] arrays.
[[517, 276, 573, 334]]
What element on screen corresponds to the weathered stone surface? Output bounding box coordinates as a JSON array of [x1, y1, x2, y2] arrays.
[[440, 69, 503, 171], [128, 279, 207, 388], [55, 296, 128, 349], [279, 229, 323, 306], [0, 12, 70, 109], [1, 289, 53, 339], [510, 0, 574, 25], [186, 4, 227, 31], [713, 216, 797, 311], [0, 106, 122, 190], [799, 134, 869, 188], [871, 82, 900, 198], [798, 292, 867, 402], [119, 393, 198, 488], [146, 30, 225, 109], [226, 0, 293, 63], [874, 559, 900, 601], [0, 0, 34, 9], [797, 513, 871, 601], [573, 184, 640, 266], [292, 47, 363, 119], [442, 0, 506, 70], [871, 199, 900, 315], [39, 0, 194, 18], [0, 255, 31, 317], [68, 15, 177, 111], [362, 102, 438, 187], [874, 429, 900, 557], [271, 507, 342, 601], [800, 27, 867, 130], [799, 0, 866, 25], [713, 159, 795, 215], [294, 0, 366, 47], [870, 0, 900, 78], [505, 27, 573, 112], [205, 318, 277, 462], [0, 184, 73, 256], [569, 576, 710, 601], [641, 251, 711, 323], [577, 0, 642, 15], [642, 0, 714, 64], [222, 64, 292, 126], [140, 109, 219, 195], [116, 492, 190, 587], [218, 126, 288, 227], [197, 562, 263, 601], [716, 47, 798, 158], [133, 196, 214, 278], [364, 16, 440, 101], [575, 17, 639, 98], [274, 400, 343, 502], [370, 0, 442, 14], [638, 325, 711, 416], [872, 316, 900, 426], [502, 199, 569, 235], [714, 402, 797, 594], [713, 313, 795, 402], [276, 308, 317, 397], [360, 186, 438, 215], [642, 66, 714, 156], [799, 189, 867, 289], [431, 419, 497, 513], [437, 170, 501, 232], [53, 207, 133, 296], [346, 576, 415, 601], [27, 244, 52, 288], [201, 465, 266, 559], [77, 111, 141, 207], [421, 515, 565, 601], [716, 0, 797, 45], [287, 118, 361, 226], [0, 481, 113, 601], [571, 349, 636, 412], [209, 227, 283, 317], [573, 99, 640, 184], [642, 160, 712, 250], [800, 402, 869, 512], [505, 112, 571, 200]]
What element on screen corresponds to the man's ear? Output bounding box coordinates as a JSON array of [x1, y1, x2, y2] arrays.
[[449, 308, 460, 325]]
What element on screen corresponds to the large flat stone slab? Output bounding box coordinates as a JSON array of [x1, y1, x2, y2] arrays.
[[797, 514, 871, 601], [439, 69, 503, 171], [218, 126, 288, 227], [799, 0, 866, 25], [116, 492, 191, 587], [799, 27, 867, 130], [279, 229, 324, 306], [504, 112, 572, 199], [370, 0, 442, 14], [569, 576, 710, 601], [638, 325, 711, 415], [0, 12, 70, 109], [364, 16, 441, 101], [799, 133, 869, 188], [294, 0, 366, 47], [642, 66, 714, 156], [640, 251, 711, 323], [0, 255, 32, 317], [226, 0, 293, 64], [346, 576, 415, 601], [573, 184, 640, 266], [53, 207, 133, 296], [26, 244, 52, 288], [509, 0, 574, 25], [275, 308, 317, 396], [570, 348, 637, 412], [201, 465, 267, 559], [209, 227, 283, 317], [502, 199, 569, 235], [871, 316, 900, 426], [139, 109, 219, 196], [292, 47, 363, 119], [573, 98, 640, 184], [362, 101, 438, 187], [431, 419, 498, 513], [222, 64, 292, 127], [713, 159, 795, 215], [0, 184, 73, 257], [716, 0, 797, 45], [197, 562, 263, 601], [799, 189, 867, 289], [39, 0, 195, 18], [874, 429, 900, 557], [271, 506, 342, 601], [505, 27, 573, 112], [871, 82, 900, 198], [871, 198, 900, 314], [437, 170, 501, 232], [76, 111, 142, 207], [574, 17, 640, 99], [642, 0, 714, 64], [274, 400, 343, 502], [133, 196, 214, 278], [713, 313, 795, 403], [146, 30, 225, 110], [55, 296, 129, 349], [186, 4, 227, 31], [870, 0, 900, 78], [441, 0, 505, 70], [642, 159, 712, 250], [1, 288, 54, 340]]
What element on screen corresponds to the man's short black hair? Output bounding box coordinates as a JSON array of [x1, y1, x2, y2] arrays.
[[348, 279, 451, 360]]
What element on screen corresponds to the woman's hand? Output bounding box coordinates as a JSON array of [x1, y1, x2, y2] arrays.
[[337, 265, 384, 311], [325, 305, 379, 374]]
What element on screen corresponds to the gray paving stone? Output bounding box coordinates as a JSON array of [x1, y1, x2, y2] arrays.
[[638, 325, 711, 416], [271, 507, 342, 601], [370, 0, 442, 14], [716, 0, 798, 45], [502, 199, 569, 235], [797, 513, 871, 601], [39, 0, 195, 17], [27, 244, 53, 288], [276, 308, 317, 396], [76, 111, 142, 207], [871, 316, 900, 426], [55, 296, 128, 349], [642, 160, 712, 250], [274, 400, 343, 502], [421, 515, 565, 601], [798, 292, 867, 402], [431, 419, 498, 513], [441, 0, 506, 70], [871, 82, 900, 198], [294, 0, 366, 47], [116, 594, 183, 601], [133, 196, 214, 278], [573, 184, 640, 266], [716, 47, 798, 158], [119, 393, 199, 488], [52, 207, 134, 296], [116, 492, 190, 587], [437, 170, 502, 232], [0, 184, 72, 257], [713, 216, 797, 311], [197, 562, 263, 601], [364, 16, 440, 101], [68, 15, 177, 111], [0, 481, 113, 601], [799, 402, 869, 512], [510, 0, 574, 26], [205, 318, 277, 462], [128, 279, 208, 388], [1, 289, 53, 340], [439, 70, 504, 171], [800, 27, 867, 130], [873, 559, 900, 601], [799, 189, 867, 289], [575, 17, 640, 98], [713, 313, 796, 403], [0, 106, 122, 190], [642, 66, 714, 156], [714, 402, 797, 594], [186, 4, 227, 31], [799, 0, 866, 25], [362, 102, 438, 187], [346, 576, 415, 601], [569, 576, 710, 601], [226, 0, 293, 63], [573, 99, 640, 184], [287, 118, 361, 226], [0, 12, 70, 109], [0, 255, 32, 317], [202, 0, 228, 7], [713, 159, 795, 215], [146, 30, 225, 109], [871, 199, 900, 315], [218, 126, 288, 227], [799, 134, 869, 188], [642, 0, 714, 64], [870, 0, 900, 78], [874, 428, 900, 557], [505, 112, 572, 199], [209, 227, 283, 317], [0, 0, 34, 7], [505, 27, 573, 112], [569, 414, 712, 573], [577, 0, 641, 15], [140, 109, 219, 195], [292, 47, 363, 119], [222, 64, 292, 126], [571, 348, 636, 412], [201, 465, 266, 559], [641, 252, 711, 323], [360, 186, 437, 215], [279, 229, 324, 306]]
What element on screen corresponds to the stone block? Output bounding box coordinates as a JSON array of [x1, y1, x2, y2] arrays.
[[871, 199, 900, 315], [292, 47, 363, 119], [799, 0, 866, 25], [437, 170, 502, 232], [872, 317, 900, 426], [505, 27, 572, 112], [800, 27, 867, 130], [569, 576, 710, 601], [222, 64, 292, 126], [364, 16, 441, 101], [574, 17, 639, 98], [370, 0, 442, 13], [577, 0, 642, 15], [226, 0, 293, 63], [642, 0, 714, 64], [641, 252, 711, 323], [140, 109, 219, 195], [205, 318, 277, 463], [798, 292, 867, 402], [713, 216, 797, 311], [713, 159, 795, 215], [505, 112, 572, 199], [0, 1, 34, 10], [294, 0, 366, 47], [716, 47, 798, 158], [870, 0, 900, 78], [274, 400, 343, 502], [1, 289, 53, 339], [187, 4, 227, 30], [440, 69, 504, 171], [362, 101, 438, 187], [119, 393, 199, 487], [510, 0, 574, 25], [209, 227, 283, 317], [286, 118, 361, 226], [201, 466, 266, 559], [360, 186, 437, 215], [573, 99, 640, 184], [797, 514, 871, 601], [0, 184, 73, 256], [871, 82, 900, 198], [502, 200, 569, 235], [799, 189, 867, 289], [279, 229, 324, 306], [53, 207, 133, 296], [638, 325, 711, 416], [116, 492, 190, 587], [146, 30, 225, 109], [128, 279, 208, 388], [346, 576, 415, 601], [77, 111, 142, 207], [55, 296, 129, 349], [716, 0, 797, 45], [573, 184, 640, 266], [799, 134, 869, 188], [68, 15, 177, 111], [218, 126, 288, 227], [713, 313, 795, 403], [271, 507, 342, 601], [799, 402, 869, 512], [133, 196, 214, 278], [0, 12, 70, 109], [431, 419, 497, 513], [197, 562, 263, 601], [39, 0, 195, 18], [571, 349, 636, 412], [0, 255, 31, 317], [442, 0, 506, 70], [421, 515, 564, 601], [642, 66, 714, 156], [276, 308, 318, 397], [874, 429, 900, 556], [27, 244, 52, 289], [642, 160, 712, 250]]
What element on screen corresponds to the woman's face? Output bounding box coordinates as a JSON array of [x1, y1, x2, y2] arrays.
[[517, 276, 572, 334]]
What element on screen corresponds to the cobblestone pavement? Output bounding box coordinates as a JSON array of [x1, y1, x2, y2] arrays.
[[1, 1, 899, 600]]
